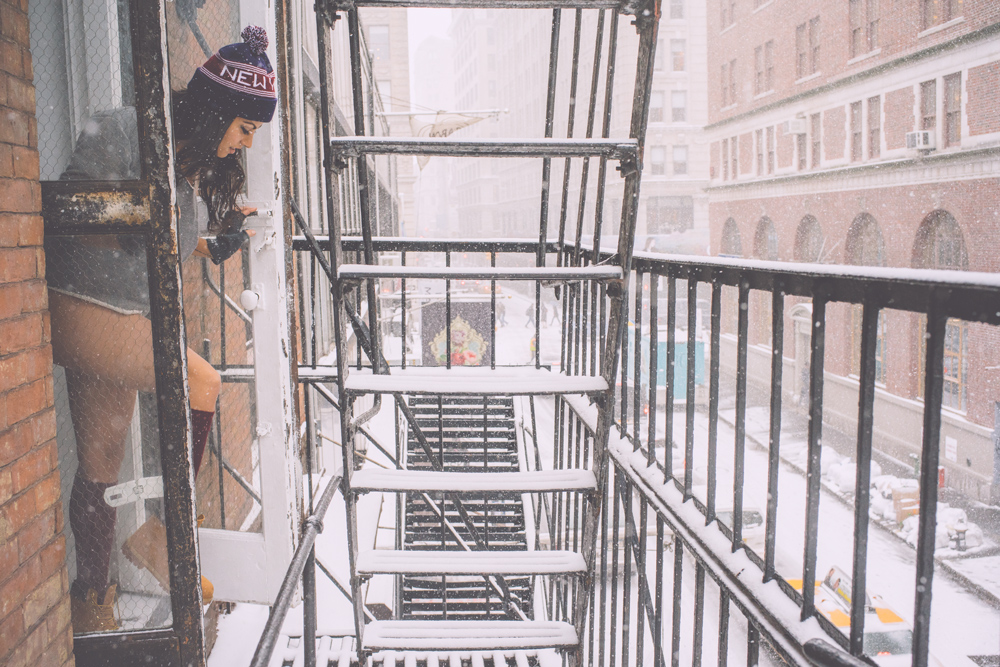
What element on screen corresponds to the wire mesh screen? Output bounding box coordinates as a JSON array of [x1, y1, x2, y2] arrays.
[[48, 234, 175, 633], [29, 0, 136, 180]]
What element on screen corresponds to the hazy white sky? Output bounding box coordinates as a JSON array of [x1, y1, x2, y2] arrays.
[[407, 8, 452, 61]]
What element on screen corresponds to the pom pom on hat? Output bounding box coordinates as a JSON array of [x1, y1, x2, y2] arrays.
[[241, 25, 268, 54]]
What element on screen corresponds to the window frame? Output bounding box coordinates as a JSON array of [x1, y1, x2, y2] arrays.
[[944, 72, 961, 147], [868, 95, 881, 159], [673, 145, 689, 175]]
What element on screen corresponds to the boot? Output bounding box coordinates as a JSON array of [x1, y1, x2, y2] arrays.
[[122, 515, 214, 604], [70, 584, 119, 633]]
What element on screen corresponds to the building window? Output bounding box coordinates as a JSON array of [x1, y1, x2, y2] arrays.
[[728, 59, 737, 105], [766, 125, 775, 174], [796, 23, 808, 79], [754, 45, 763, 94], [655, 39, 664, 71], [368, 25, 390, 63], [851, 101, 863, 161], [671, 90, 687, 122], [648, 196, 694, 233], [809, 17, 821, 73], [721, 218, 742, 256], [794, 215, 824, 262], [754, 41, 773, 94], [944, 72, 961, 147], [377, 80, 392, 111], [649, 91, 664, 123], [849, 0, 879, 57], [673, 145, 688, 174], [868, 96, 881, 158], [670, 0, 684, 19], [722, 138, 729, 179], [721, 63, 729, 106], [810, 112, 821, 167], [921, 80, 936, 130], [913, 210, 968, 409], [671, 39, 686, 71], [797, 133, 807, 170], [649, 146, 666, 175], [922, 0, 960, 30], [755, 129, 764, 174], [731, 135, 738, 179]]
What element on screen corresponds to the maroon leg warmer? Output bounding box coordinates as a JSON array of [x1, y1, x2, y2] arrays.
[[69, 474, 117, 597], [191, 409, 215, 477]]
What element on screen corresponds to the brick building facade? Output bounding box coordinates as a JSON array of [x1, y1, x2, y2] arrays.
[[705, 0, 1000, 500], [0, 0, 75, 664]]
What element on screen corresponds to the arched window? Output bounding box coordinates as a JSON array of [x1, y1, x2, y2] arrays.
[[846, 213, 886, 266], [753, 217, 778, 260], [912, 209, 968, 270], [794, 215, 824, 262], [721, 218, 742, 257], [846, 214, 887, 381], [913, 210, 969, 410]]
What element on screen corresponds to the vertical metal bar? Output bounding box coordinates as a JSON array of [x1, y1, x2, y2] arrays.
[[636, 501, 648, 666], [401, 250, 407, 368], [664, 276, 676, 481], [622, 474, 633, 667], [747, 622, 759, 667], [621, 293, 630, 427], [599, 460, 610, 667], [303, 549, 317, 667], [555, 10, 584, 267], [571, 9, 605, 268], [693, 562, 705, 667], [654, 516, 664, 667], [671, 536, 683, 667], [536, 9, 562, 267], [536, 280, 542, 369], [764, 287, 784, 581], [684, 279, 697, 500], [634, 271, 644, 449], [801, 296, 827, 620], [346, 9, 381, 366], [850, 300, 879, 655], [718, 590, 730, 667], [912, 296, 948, 667], [590, 11, 619, 266], [609, 467, 622, 667], [219, 260, 227, 369], [733, 282, 750, 549], [707, 281, 721, 523], [647, 276, 659, 465], [491, 251, 496, 370], [446, 251, 452, 369], [309, 253, 317, 367]]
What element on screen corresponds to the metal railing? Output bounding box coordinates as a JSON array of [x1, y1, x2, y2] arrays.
[[265, 235, 1000, 667]]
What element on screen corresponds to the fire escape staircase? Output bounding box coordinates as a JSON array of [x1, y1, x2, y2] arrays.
[[304, 0, 660, 661]]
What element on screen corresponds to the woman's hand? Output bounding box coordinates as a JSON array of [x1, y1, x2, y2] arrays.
[[205, 208, 258, 264]]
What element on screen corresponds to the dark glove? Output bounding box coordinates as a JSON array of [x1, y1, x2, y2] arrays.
[[206, 230, 250, 264], [220, 208, 251, 234]]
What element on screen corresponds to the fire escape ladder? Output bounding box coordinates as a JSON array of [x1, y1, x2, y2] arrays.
[[310, 0, 660, 661]]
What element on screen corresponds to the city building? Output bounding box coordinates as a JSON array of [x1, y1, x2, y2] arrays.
[[705, 0, 1000, 501]]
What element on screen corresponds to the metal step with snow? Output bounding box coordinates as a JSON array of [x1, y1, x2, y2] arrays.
[[357, 550, 586, 577], [344, 367, 608, 397], [362, 620, 578, 652]]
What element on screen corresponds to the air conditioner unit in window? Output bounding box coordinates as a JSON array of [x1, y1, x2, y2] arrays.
[[782, 118, 808, 134], [906, 130, 935, 150]]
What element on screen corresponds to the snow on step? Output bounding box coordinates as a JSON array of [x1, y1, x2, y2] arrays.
[[344, 367, 608, 396], [357, 549, 586, 576], [351, 468, 597, 493], [338, 264, 622, 281], [362, 620, 578, 651]]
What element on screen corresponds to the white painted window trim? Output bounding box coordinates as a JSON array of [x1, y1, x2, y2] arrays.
[[917, 16, 965, 40], [846, 47, 882, 67]]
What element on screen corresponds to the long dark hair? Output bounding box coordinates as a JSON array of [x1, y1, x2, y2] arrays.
[[171, 89, 245, 232]]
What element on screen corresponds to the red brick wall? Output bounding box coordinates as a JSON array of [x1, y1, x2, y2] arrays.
[[823, 107, 846, 161], [884, 86, 915, 150], [0, 1, 73, 665], [967, 60, 1000, 136]]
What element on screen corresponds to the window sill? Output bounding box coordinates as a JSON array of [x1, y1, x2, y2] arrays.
[[721, 23, 737, 35], [918, 16, 965, 39], [720, 104, 738, 112], [794, 71, 822, 85], [753, 90, 775, 101], [751, 0, 774, 14], [846, 48, 882, 66]]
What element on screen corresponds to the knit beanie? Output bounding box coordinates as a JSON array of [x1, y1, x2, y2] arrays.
[[186, 26, 276, 123]]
